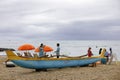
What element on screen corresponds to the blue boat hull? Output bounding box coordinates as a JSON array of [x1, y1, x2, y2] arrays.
[[12, 58, 101, 69], [5, 50, 107, 70]]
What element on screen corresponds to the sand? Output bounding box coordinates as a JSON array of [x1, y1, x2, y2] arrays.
[[0, 56, 120, 80]]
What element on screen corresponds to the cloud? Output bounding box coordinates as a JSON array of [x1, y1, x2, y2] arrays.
[[0, 0, 120, 40]]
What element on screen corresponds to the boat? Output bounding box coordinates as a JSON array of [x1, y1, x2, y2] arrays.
[[5, 49, 107, 71]]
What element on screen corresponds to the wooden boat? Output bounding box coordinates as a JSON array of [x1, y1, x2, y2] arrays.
[[5, 49, 107, 71]]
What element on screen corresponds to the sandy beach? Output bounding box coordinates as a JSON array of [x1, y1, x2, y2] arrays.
[[0, 56, 120, 80]]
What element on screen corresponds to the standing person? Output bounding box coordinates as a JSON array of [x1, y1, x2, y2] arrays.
[[109, 48, 112, 56], [55, 43, 60, 58], [87, 47, 93, 57], [104, 49, 109, 62], [108, 47, 113, 65], [99, 48, 102, 55], [39, 43, 44, 57]]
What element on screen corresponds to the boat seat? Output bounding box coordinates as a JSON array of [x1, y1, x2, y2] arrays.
[[24, 52, 33, 57], [16, 53, 22, 57]]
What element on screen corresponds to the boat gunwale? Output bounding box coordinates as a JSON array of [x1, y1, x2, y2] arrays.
[[5, 50, 103, 61]]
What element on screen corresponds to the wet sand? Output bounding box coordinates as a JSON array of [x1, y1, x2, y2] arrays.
[[0, 56, 120, 80]]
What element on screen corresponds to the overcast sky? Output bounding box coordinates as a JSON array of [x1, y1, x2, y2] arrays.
[[0, 0, 120, 40]]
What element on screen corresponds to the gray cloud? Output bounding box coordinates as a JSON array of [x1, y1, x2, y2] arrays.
[[48, 19, 120, 40], [0, 0, 120, 40]]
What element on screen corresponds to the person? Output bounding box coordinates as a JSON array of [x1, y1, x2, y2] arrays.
[[55, 43, 60, 58], [39, 43, 44, 57], [109, 48, 112, 56], [104, 49, 109, 62], [108, 48, 113, 65], [99, 48, 102, 55], [87, 47, 93, 57]]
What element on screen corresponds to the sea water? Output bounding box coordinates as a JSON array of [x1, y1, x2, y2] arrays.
[[0, 40, 120, 61]]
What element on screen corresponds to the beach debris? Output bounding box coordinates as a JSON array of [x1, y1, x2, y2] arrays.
[[5, 61, 16, 67]]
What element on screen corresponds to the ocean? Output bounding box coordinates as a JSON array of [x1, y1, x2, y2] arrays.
[[0, 40, 120, 61]]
